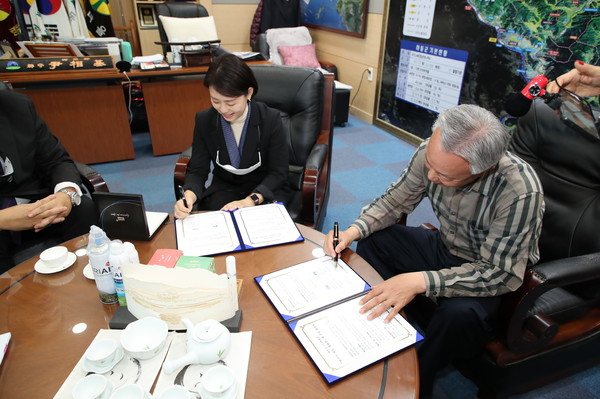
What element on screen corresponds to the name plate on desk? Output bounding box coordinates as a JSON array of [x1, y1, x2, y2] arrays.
[[0, 56, 115, 73]]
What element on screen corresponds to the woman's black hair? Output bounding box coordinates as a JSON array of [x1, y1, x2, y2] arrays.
[[203, 53, 259, 98]]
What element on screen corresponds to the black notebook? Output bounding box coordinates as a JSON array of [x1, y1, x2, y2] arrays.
[[92, 192, 168, 241]]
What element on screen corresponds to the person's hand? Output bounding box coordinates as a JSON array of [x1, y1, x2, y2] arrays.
[[27, 194, 71, 232], [323, 226, 360, 258], [221, 193, 263, 211], [0, 202, 39, 231], [358, 272, 426, 323], [174, 190, 196, 219], [221, 197, 254, 211], [546, 61, 600, 97]]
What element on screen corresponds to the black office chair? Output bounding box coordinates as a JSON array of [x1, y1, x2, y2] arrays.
[[155, 0, 227, 59], [461, 99, 600, 397], [403, 98, 600, 398], [173, 65, 335, 230]]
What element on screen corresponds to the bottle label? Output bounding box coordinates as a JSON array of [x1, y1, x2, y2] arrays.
[[91, 260, 118, 304]]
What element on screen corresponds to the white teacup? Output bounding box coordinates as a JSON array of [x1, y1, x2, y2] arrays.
[[72, 374, 112, 399], [157, 385, 190, 399], [202, 365, 235, 397], [109, 384, 152, 399], [85, 339, 119, 369], [40, 246, 68, 268]]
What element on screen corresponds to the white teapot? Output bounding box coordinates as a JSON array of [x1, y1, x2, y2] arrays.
[[163, 318, 231, 375]]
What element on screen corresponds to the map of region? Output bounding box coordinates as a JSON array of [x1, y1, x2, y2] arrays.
[[378, 0, 599, 140], [300, 0, 365, 35], [468, 0, 599, 80]]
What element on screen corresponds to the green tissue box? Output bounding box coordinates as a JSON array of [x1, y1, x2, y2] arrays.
[[175, 256, 215, 272]]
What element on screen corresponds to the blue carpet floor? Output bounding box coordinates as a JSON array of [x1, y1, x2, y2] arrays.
[[91, 115, 600, 398]]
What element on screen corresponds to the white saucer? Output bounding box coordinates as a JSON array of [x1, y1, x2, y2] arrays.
[[82, 347, 124, 374], [199, 381, 237, 399], [83, 263, 95, 280], [34, 252, 76, 274]]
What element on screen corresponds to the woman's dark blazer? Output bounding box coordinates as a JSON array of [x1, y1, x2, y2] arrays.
[[183, 101, 289, 203]]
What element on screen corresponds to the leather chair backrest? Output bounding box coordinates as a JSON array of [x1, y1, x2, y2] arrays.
[[253, 33, 270, 60], [509, 98, 600, 262], [250, 65, 324, 190], [155, 1, 210, 49]]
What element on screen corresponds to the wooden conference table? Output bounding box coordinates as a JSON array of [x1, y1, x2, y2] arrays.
[[0, 218, 419, 398]]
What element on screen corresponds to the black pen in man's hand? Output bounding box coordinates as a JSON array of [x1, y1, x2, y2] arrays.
[[178, 185, 188, 208], [333, 222, 339, 267]]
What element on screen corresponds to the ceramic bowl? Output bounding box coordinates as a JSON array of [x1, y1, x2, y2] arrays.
[[156, 385, 191, 399], [85, 338, 119, 367], [202, 365, 235, 397], [121, 317, 168, 360], [109, 384, 152, 399], [40, 246, 69, 268], [72, 374, 112, 399]]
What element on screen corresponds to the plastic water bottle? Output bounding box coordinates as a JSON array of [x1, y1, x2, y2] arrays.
[[109, 240, 127, 306], [226, 256, 239, 312], [87, 225, 118, 304], [122, 242, 140, 265]]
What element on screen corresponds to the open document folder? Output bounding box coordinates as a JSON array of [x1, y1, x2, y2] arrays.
[[175, 202, 303, 257], [255, 256, 424, 384]]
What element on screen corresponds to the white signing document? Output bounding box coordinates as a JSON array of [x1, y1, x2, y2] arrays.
[[175, 211, 241, 256], [175, 203, 303, 257], [254, 256, 423, 384], [233, 202, 303, 249], [255, 256, 369, 320], [292, 295, 423, 384]]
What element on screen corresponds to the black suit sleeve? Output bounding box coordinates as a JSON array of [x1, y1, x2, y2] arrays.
[[252, 105, 288, 201], [28, 97, 82, 189], [0, 91, 81, 197], [184, 109, 216, 200]]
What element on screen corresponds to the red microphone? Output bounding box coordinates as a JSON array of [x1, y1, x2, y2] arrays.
[[520, 74, 549, 100], [506, 74, 550, 117]]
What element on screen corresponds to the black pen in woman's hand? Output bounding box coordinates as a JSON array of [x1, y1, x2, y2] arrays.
[[333, 222, 339, 267], [178, 185, 188, 208]]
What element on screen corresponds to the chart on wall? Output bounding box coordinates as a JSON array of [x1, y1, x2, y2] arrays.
[[377, 0, 600, 140]]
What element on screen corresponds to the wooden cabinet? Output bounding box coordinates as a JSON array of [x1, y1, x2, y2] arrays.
[[134, 0, 164, 55], [3, 70, 136, 164]]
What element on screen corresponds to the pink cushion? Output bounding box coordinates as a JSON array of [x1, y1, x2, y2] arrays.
[[277, 44, 321, 68]]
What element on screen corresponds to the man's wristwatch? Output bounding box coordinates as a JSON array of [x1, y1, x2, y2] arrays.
[[250, 194, 260, 205], [58, 189, 81, 207]]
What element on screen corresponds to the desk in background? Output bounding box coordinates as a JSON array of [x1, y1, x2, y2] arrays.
[[0, 220, 419, 398], [0, 68, 135, 165], [128, 66, 213, 156], [128, 61, 269, 156], [0, 61, 269, 162]]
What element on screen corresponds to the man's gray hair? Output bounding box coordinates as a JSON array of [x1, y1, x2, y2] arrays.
[[432, 104, 509, 174]]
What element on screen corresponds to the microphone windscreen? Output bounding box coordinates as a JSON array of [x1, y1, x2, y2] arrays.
[[505, 93, 532, 117], [116, 60, 132, 73]]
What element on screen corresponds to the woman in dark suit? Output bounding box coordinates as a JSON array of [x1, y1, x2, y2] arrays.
[[174, 54, 289, 218]]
